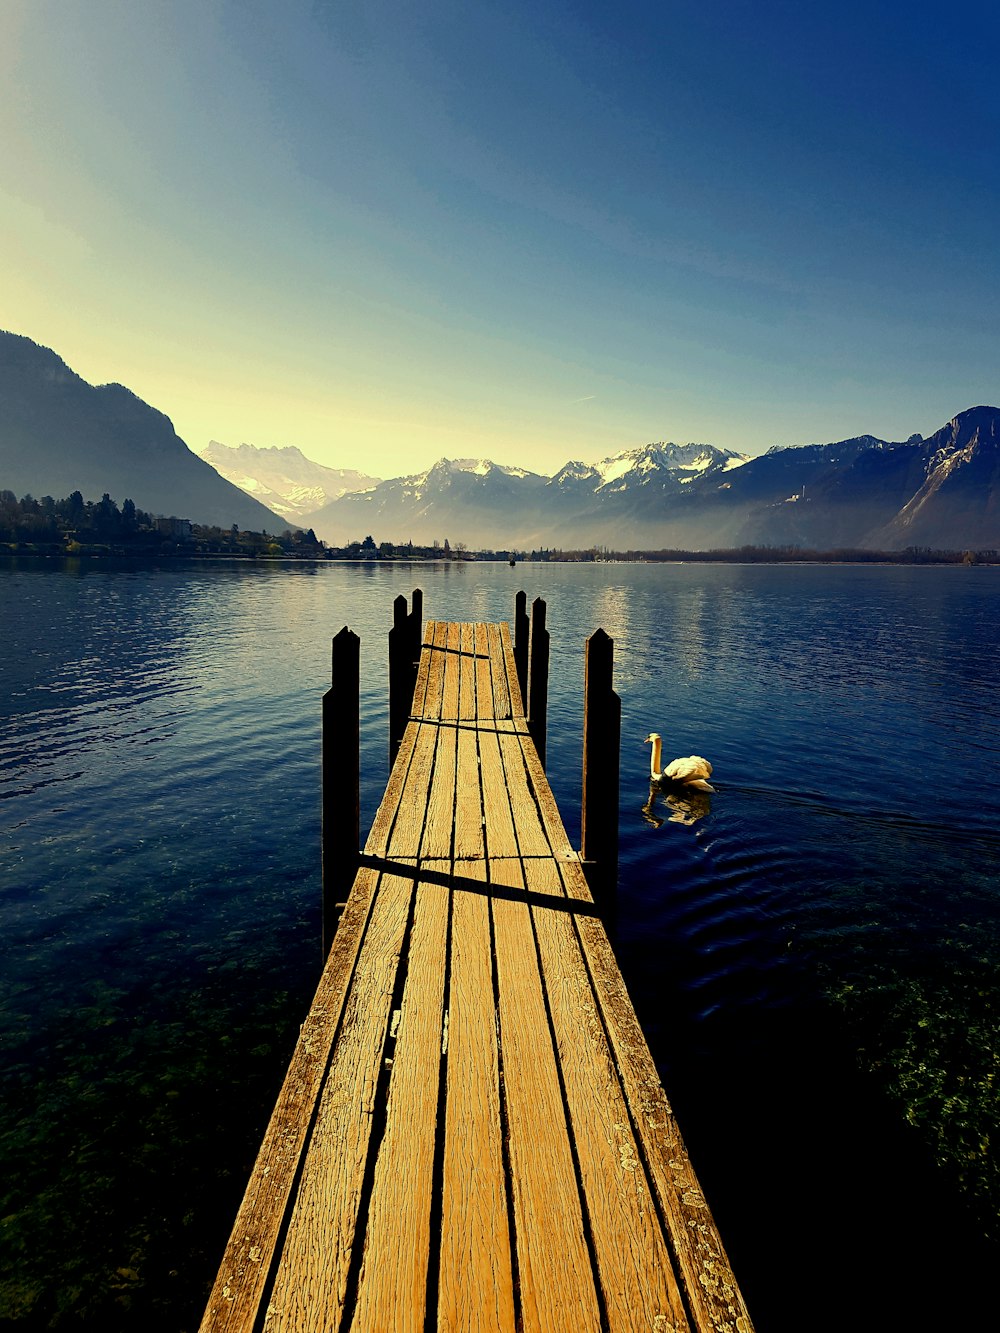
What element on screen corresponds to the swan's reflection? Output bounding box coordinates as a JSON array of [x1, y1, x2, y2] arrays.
[[641, 781, 712, 827]]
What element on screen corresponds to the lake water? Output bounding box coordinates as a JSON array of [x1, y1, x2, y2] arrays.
[[2, 558, 998, 1331]]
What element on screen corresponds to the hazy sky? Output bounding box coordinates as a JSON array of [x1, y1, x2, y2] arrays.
[[3, 0, 998, 476]]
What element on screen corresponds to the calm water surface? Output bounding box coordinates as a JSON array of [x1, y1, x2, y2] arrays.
[[2, 559, 998, 1330]]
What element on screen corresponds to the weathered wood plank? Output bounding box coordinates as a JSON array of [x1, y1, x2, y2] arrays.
[[348, 870, 450, 1332], [421, 717, 458, 865], [440, 621, 462, 720], [260, 870, 415, 1332], [437, 859, 516, 1333], [199, 866, 382, 1333], [379, 717, 437, 861], [486, 622, 512, 721], [453, 624, 485, 862], [524, 858, 690, 1332], [205, 616, 754, 1333], [474, 622, 494, 720], [478, 723, 520, 860], [421, 621, 448, 721], [489, 858, 602, 1332], [459, 621, 477, 722], [503, 719, 578, 861], [496, 725, 556, 859], [555, 860, 755, 1333]]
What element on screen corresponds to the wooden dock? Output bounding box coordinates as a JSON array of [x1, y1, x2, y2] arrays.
[[201, 619, 754, 1332]]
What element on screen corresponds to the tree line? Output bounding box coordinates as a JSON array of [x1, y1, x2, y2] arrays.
[[0, 489, 326, 557], [2, 490, 994, 564]]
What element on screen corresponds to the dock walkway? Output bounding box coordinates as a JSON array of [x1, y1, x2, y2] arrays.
[[202, 620, 753, 1332]]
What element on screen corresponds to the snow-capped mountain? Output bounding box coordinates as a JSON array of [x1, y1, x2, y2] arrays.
[[5, 333, 994, 551], [305, 456, 550, 546], [302, 414, 1000, 551], [590, 441, 748, 492], [305, 442, 752, 546], [200, 441, 379, 525]]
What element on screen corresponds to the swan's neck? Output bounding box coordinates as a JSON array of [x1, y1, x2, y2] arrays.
[[649, 735, 662, 777]]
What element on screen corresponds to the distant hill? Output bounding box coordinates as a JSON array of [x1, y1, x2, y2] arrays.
[[301, 414, 1000, 552], [0, 332, 291, 532], [200, 440, 378, 525], [4, 330, 996, 551]]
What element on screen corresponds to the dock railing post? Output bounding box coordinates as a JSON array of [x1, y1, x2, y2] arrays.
[[528, 596, 549, 768], [407, 588, 423, 699], [323, 626, 360, 958], [513, 589, 529, 714], [580, 627, 620, 909], [389, 589, 422, 767]]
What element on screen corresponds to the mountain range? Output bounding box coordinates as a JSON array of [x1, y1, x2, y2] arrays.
[[199, 440, 378, 525], [2, 331, 998, 551], [0, 332, 288, 532], [285, 421, 999, 552]]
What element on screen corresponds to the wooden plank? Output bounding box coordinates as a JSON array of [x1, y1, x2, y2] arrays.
[[420, 621, 448, 721], [259, 870, 415, 1332], [557, 859, 755, 1333], [496, 725, 554, 859], [437, 860, 516, 1333], [524, 859, 690, 1332], [489, 858, 602, 1333], [478, 719, 520, 860], [504, 720, 578, 861], [485, 623, 512, 721], [410, 619, 439, 719], [459, 622, 477, 721], [474, 622, 495, 720], [376, 717, 436, 861], [348, 868, 450, 1332], [453, 624, 485, 861], [199, 867, 382, 1332], [453, 717, 484, 861], [440, 621, 462, 721], [421, 701, 459, 864]]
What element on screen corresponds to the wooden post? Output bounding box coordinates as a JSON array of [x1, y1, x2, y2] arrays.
[[581, 627, 620, 909], [389, 589, 423, 767], [513, 589, 529, 715], [323, 626, 360, 958], [388, 594, 408, 767], [528, 596, 549, 768], [407, 588, 423, 697]]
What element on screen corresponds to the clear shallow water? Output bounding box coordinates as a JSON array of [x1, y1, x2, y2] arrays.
[[2, 559, 998, 1330]]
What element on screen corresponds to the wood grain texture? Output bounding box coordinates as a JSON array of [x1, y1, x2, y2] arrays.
[[203, 618, 755, 1333], [525, 858, 690, 1332], [348, 870, 449, 1333], [261, 870, 414, 1332], [561, 859, 755, 1333], [489, 858, 602, 1333], [485, 622, 512, 720], [437, 859, 516, 1333], [199, 865, 382, 1333]]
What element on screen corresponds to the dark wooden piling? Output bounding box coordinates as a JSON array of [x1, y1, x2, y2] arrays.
[[407, 588, 423, 673], [580, 628, 621, 908], [322, 626, 360, 958], [527, 596, 549, 768], [513, 590, 529, 714], [389, 589, 423, 765]]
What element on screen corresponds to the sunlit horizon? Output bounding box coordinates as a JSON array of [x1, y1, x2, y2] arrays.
[[3, 0, 997, 476]]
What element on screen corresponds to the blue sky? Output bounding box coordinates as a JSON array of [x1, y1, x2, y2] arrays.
[[3, 0, 998, 476]]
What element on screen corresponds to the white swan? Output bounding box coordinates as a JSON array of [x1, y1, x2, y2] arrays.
[[644, 732, 715, 791]]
